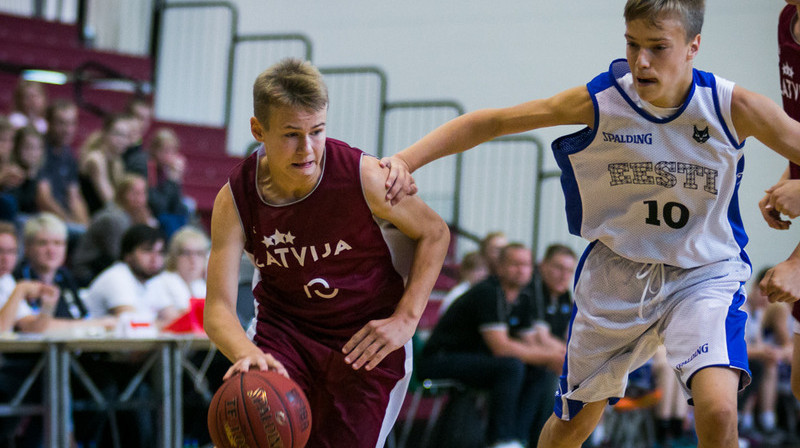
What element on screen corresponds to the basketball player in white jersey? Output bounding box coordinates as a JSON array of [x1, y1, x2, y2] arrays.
[[381, 1, 800, 446]]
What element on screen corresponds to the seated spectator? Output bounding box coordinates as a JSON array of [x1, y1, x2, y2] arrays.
[[71, 174, 158, 286], [8, 80, 47, 134], [6, 213, 114, 333], [418, 243, 566, 448], [0, 216, 111, 447], [529, 244, 577, 341], [526, 243, 577, 443], [11, 126, 46, 216], [739, 267, 793, 444], [146, 127, 191, 236], [84, 224, 165, 324], [146, 225, 209, 324], [0, 117, 24, 221], [122, 98, 153, 177], [0, 222, 20, 315], [438, 251, 488, 316], [38, 100, 88, 228], [78, 114, 132, 215], [480, 230, 508, 276]]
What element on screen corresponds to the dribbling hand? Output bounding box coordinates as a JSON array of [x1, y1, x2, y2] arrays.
[[224, 352, 289, 381]]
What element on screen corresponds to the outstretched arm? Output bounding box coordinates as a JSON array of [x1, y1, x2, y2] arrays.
[[731, 85, 800, 166], [342, 156, 450, 371], [204, 183, 288, 379], [383, 85, 594, 202]]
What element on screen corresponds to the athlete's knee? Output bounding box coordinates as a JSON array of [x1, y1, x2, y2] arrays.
[[695, 399, 738, 430]]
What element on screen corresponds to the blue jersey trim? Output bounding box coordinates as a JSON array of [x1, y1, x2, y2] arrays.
[[727, 156, 750, 259], [608, 59, 696, 124], [695, 69, 745, 150]]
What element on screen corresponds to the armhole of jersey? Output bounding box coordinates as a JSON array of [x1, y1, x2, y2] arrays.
[[226, 180, 248, 248], [713, 76, 744, 149]]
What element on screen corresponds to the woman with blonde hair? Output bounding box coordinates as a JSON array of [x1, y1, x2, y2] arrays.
[[147, 225, 209, 324], [78, 114, 132, 214]]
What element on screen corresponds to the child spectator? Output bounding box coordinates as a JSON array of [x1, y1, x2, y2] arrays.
[[8, 80, 47, 134]]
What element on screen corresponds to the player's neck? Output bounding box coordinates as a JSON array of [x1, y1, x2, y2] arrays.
[[259, 170, 320, 205]]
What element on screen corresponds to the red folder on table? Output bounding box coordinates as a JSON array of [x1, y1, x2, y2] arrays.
[[163, 298, 206, 334]]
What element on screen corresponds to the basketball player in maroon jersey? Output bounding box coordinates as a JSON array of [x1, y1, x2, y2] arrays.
[[759, 1, 800, 402], [203, 58, 449, 448]]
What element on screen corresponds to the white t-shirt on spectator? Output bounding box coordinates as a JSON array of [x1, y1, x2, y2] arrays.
[[0, 273, 35, 321], [146, 271, 206, 313], [84, 262, 156, 319]]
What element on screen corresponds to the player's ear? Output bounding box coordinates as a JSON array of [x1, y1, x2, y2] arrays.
[[686, 34, 700, 61], [250, 117, 264, 142]]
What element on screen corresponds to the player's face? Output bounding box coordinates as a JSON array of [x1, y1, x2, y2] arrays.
[[625, 14, 700, 108], [27, 231, 67, 274], [251, 105, 326, 192], [498, 247, 533, 289], [539, 253, 576, 296]]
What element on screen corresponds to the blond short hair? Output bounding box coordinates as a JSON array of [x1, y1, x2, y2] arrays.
[[252, 58, 328, 128], [165, 226, 210, 272], [23, 212, 66, 244], [624, 0, 704, 42]]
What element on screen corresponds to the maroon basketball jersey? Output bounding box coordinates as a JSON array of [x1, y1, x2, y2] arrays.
[[779, 5, 800, 179], [228, 138, 411, 344]]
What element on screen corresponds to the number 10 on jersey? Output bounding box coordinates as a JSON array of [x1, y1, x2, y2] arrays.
[[643, 200, 689, 229]]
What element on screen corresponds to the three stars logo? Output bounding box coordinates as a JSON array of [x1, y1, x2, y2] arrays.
[[783, 62, 795, 79], [262, 229, 296, 249]]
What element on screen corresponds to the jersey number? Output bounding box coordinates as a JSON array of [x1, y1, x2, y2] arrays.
[[643, 200, 689, 229]]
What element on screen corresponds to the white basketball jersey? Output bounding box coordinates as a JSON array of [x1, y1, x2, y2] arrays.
[[552, 59, 748, 268]]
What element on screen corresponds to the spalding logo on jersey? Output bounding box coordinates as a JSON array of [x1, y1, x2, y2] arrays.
[[692, 125, 710, 143]]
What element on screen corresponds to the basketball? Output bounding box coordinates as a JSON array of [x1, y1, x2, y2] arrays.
[[207, 370, 312, 448]]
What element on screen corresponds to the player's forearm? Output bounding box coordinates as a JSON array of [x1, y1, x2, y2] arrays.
[[398, 110, 502, 173], [204, 298, 262, 363], [393, 221, 450, 321]]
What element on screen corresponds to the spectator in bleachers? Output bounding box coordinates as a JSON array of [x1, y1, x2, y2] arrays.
[[526, 243, 577, 443], [438, 250, 488, 316], [146, 225, 209, 324], [8, 80, 47, 134], [71, 174, 158, 287], [39, 100, 89, 228], [0, 216, 112, 448], [146, 127, 191, 236], [0, 222, 20, 317], [739, 267, 793, 444], [10, 126, 46, 216], [480, 230, 508, 276], [78, 113, 133, 215], [529, 244, 577, 341], [122, 98, 153, 177], [6, 213, 114, 332], [83, 224, 165, 324], [418, 243, 566, 448], [0, 117, 24, 221]]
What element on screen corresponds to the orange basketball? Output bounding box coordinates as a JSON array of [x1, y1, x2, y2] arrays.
[[207, 370, 312, 448]]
